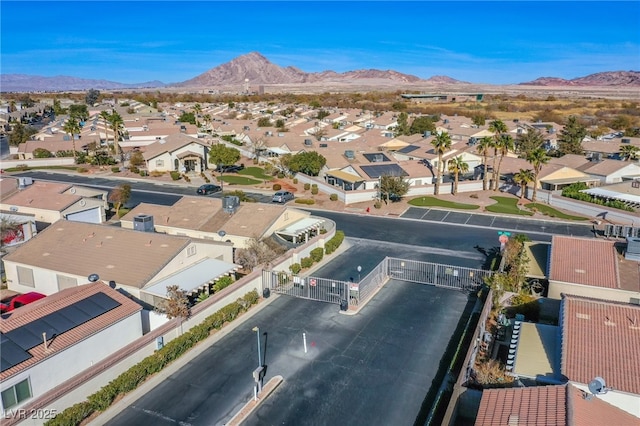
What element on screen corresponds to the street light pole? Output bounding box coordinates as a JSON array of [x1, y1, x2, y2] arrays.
[[357, 265, 362, 283], [252, 326, 262, 367]]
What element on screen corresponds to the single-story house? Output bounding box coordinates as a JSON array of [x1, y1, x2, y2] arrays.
[[0, 283, 143, 416], [142, 133, 211, 173]]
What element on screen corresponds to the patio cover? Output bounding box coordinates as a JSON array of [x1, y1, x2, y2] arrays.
[[277, 217, 325, 237], [540, 176, 599, 185], [524, 242, 549, 279], [143, 258, 238, 297], [326, 170, 365, 183], [378, 140, 409, 150], [582, 187, 640, 205], [267, 147, 290, 155], [471, 129, 495, 138], [512, 322, 560, 384]]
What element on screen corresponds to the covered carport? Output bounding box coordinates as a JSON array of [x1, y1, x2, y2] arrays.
[[581, 187, 640, 208], [325, 170, 366, 191]]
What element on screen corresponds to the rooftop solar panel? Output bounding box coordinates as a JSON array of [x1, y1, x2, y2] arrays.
[[4, 292, 121, 352], [360, 164, 409, 179], [1, 333, 32, 372]]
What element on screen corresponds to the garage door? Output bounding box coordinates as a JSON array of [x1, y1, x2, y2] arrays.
[[66, 207, 101, 224]]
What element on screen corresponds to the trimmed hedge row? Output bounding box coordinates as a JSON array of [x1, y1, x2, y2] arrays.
[[294, 198, 315, 205], [46, 290, 261, 426], [325, 231, 345, 255]]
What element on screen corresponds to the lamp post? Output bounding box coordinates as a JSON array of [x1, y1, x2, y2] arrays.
[[357, 265, 362, 283], [252, 326, 262, 367], [218, 163, 224, 192]]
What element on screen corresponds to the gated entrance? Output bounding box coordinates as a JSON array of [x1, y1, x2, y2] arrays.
[[263, 257, 492, 309]]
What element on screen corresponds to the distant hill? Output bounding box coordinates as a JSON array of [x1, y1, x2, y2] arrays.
[[520, 71, 640, 86], [174, 52, 431, 86], [0, 74, 165, 92], [1, 52, 636, 92]]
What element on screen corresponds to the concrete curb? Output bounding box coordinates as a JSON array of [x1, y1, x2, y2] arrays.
[[226, 375, 284, 426]]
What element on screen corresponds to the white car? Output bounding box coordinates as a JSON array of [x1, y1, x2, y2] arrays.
[[272, 191, 294, 203]]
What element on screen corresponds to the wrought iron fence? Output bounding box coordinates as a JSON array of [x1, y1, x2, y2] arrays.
[[386, 257, 490, 292], [264, 270, 351, 305]]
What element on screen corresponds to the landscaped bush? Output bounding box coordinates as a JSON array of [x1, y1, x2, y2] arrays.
[[293, 178, 298, 184], [330, 193, 338, 201], [170, 171, 181, 180], [310, 247, 324, 263], [289, 263, 301, 275], [277, 172, 285, 179], [300, 257, 313, 269], [325, 230, 345, 255], [311, 186, 319, 195], [294, 198, 315, 205], [213, 275, 234, 293], [111, 166, 120, 173], [129, 166, 139, 174], [77, 167, 89, 173], [374, 201, 382, 209], [304, 183, 311, 190], [273, 183, 282, 190], [562, 182, 634, 212], [319, 228, 327, 234], [150, 170, 164, 177], [46, 290, 260, 425]]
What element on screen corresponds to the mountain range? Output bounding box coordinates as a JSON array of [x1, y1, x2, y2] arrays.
[[1, 51, 638, 92]]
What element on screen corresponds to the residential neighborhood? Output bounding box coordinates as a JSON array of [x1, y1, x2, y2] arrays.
[[1, 93, 639, 425]]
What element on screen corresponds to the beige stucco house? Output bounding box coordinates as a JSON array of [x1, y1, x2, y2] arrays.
[[142, 133, 211, 173]]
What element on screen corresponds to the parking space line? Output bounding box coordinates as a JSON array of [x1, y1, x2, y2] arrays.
[[441, 211, 451, 222]]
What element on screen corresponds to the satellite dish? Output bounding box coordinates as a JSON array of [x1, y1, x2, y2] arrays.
[[88, 273, 100, 282], [218, 230, 226, 237], [588, 377, 608, 395], [70, 188, 76, 194]]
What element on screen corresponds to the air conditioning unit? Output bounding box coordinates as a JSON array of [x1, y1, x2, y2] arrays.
[[133, 214, 154, 233]]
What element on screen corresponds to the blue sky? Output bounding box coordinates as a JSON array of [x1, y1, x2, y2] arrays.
[[1, 1, 639, 85]]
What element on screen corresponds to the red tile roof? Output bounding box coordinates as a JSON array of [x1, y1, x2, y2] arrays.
[[475, 384, 639, 425], [561, 295, 640, 396], [0, 283, 142, 381], [550, 236, 619, 288]]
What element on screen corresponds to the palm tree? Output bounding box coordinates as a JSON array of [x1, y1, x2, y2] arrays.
[[62, 117, 81, 160], [493, 134, 515, 191], [107, 110, 124, 159], [99, 110, 112, 145], [477, 136, 493, 191], [513, 169, 535, 201], [489, 119, 508, 190], [431, 131, 452, 195], [526, 147, 550, 202], [619, 144, 640, 161], [193, 103, 202, 127], [448, 156, 469, 195]]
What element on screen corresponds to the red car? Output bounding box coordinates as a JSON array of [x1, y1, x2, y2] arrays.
[[0, 292, 46, 313]]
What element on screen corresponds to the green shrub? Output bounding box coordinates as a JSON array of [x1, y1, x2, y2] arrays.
[[129, 166, 139, 174], [319, 228, 327, 234], [330, 193, 338, 201], [311, 187, 319, 195], [273, 183, 282, 190], [325, 230, 345, 255], [213, 276, 234, 293], [170, 171, 181, 180], [111, 166, 120, 173], [294, 198, 315, 205], [310, 247, 324, 263], [289, 263, 301, 275], [300, 257, 313, 269], [311, 183, 318, 188], [304, 183, 311, 190], [374, 201, 382, 209], [77, 167, 89, 173], [46, 290, 261, 425], [277, 172, 285, 179], [293, 178, 298, 184]]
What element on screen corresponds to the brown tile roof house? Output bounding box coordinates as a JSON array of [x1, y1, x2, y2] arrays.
[[141, 133, 208, 161], [2, 221, 193, 290], [475, 383, 639, 426], [560, 294, 640, 416], [549, 236, 619, 289], [0, 282, 142, 381], [1, 181, 80, 213]]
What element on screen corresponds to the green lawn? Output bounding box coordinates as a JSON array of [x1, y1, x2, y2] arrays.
[[219, 175, 262, 185], [3, 165, 78, 172], [238, 167, 272, 181], [408, 196, 480, 210], [485, 196, 534, 216], [524, 203, 589, 221]]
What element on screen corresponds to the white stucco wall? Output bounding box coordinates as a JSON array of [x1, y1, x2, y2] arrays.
[[0, 312, 142, 417], [572, 382, 640, 418]]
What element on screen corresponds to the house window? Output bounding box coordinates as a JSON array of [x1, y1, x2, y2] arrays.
[[1, 378, 32, 410], [57, 274, 78, 291], [16, 266, 35, 287], [187, 246, 196, 257], [155, 159, 164, 167]]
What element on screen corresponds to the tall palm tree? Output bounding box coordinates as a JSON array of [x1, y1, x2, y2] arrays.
[[107, 110, 124, 159], [447, 156, 469, 195], [489, 119, 508, 190], [99, 110, 112, 145], [193, 103, 202, 127], [493, 134, 515, 191], [477, 136, 493, 191], [62, 117, 81, 160], [619, 144, 640, 161], [513, 169, 535, 201], [526, 147, 550, 202], [431, 131, 452, 195]]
